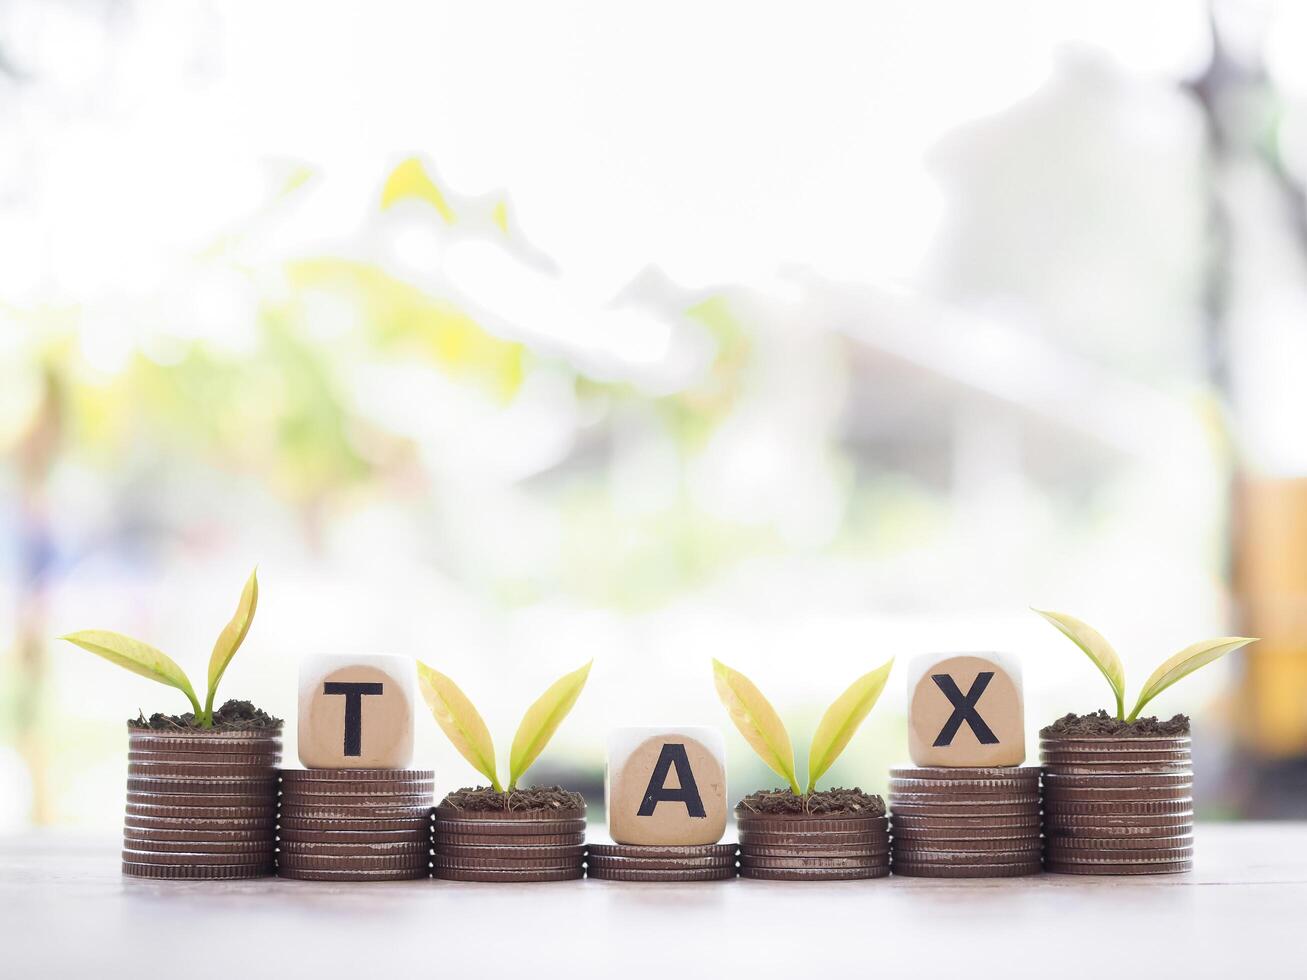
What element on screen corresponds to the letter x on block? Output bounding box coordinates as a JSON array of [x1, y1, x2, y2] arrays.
[[931, 672, 999, 747]]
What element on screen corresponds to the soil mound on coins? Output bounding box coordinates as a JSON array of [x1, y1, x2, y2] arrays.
[[1040, 710, 1190, 738], [737, 787, 886, 816], [128, 699, 283, 732], [441, 786, 585, 813]]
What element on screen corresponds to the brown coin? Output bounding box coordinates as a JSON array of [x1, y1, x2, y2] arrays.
[[281, 780, 433, 794], [123, 836, 275, 855], [125, 815, 276, 831], [1044, 845, 1195, 863], [434, 866, 584, 882], [277, 853, 430, 872], [279, 840, 429, 857], [436, 844, 585, 860], [1043, 786, 1192, 803], [126, 804, 276, 821], [127, 777, 278, 795], [1039, 736, 1190, 751], [585, 843, 738, 859], [1042, 772, 1193, 789], [436, 832, 585, 847], [740, 855, 888, 871], [433, 805, 584, 821], [432, 855, 582, 872], [278, 805, 433, 821], [281, 768, 434, 782], [587, 866, 736, 882], [889, 803, 1039, 818], [128, 762, 277, 779], [890, 766, 1041, 780], [1042, 764, 1191, 778], [432, 819, 586, 837], [277, 816, 431, 833], [739, 865, 888, 881], [1045, 860, 1191, 876], [280, 794, 433, 809], [278, 828, 431, 844], [127, 791, 275, 808], [128, 732, 282, 748], [890, 832, 1040, 850], [278, 866, 429, 881], [1045, 824, 1193, 842], [1042, 798, 1193, 817], [121, 825, 274, 843], [586, 855, 738, 871], [889, 813, 1041, 831], [129, 751, 281, 766], [1041, 751, 1191, 767], [122, 847, 274, 866], [889, 778, 1038, 795], [124, 861, 273, 879], [737, 830, 888, 847], [739, 845, 889, 859], [890, 792, 1041, 807], [893, 846, 1041, 863], [892, 861, 1040, 878], [735, 815, 886, 833]]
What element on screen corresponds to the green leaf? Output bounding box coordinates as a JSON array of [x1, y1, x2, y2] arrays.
[[508, 661, 593, 790], [805, 658, 894, 794], [711, 659, 800, 795], [61, 630, 200, 716], [380, 157, 456, 223], [417, 662, 501, 791], [204, 568, 259, 721], [1034, 609, 1128, 719], [1128, 637, 1256, 721]]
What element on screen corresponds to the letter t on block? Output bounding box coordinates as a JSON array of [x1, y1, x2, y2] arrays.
[[298, 655, 416, 769], [607, 727, 727, 845]]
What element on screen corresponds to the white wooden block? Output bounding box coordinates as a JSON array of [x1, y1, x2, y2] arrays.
[[606, 727, 727, 845], [298, 654, 416, 769], [907, 652, 1025, 767]]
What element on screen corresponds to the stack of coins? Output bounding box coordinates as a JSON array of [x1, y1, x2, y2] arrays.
[[737, 810, 890, 881], [123, 728, 281, 879], [889, 767, 1043, 877], [1041, 734, 1193, 875], [432, 804, 586, 881], [587, 843, 738, 881], [277, 769, 433, 881]]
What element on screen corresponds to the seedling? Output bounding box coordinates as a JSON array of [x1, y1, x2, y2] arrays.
[[417, 660, 592, 792], [61, 570, 259, 729], [712, 657, 894, 796], [1034, 609, 1257, 722]]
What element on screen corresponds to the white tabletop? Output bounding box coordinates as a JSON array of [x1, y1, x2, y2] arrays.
[[2, 824, 1303, 978]]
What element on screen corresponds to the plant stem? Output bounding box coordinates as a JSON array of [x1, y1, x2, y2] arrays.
[[1114, 689, 1125, 722]]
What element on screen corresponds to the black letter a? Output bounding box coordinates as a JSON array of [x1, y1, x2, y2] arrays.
[[637, 743, 707, 818]]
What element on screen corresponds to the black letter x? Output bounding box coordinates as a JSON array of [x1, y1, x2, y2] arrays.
[[931, 673, 999, 746]]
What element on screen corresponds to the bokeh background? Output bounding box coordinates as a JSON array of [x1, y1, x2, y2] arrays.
[[4, 0, 1307, 830]]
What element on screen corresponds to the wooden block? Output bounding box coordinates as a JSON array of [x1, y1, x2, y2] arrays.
[[907, 653, 1025, 767], [298, 655, 416, 769], [606, 728, 727, 845]]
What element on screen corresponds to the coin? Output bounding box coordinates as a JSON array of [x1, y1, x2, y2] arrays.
[[1040, 751, 1191, 766], [280, 781, 433, 796], [126, 804, 276, 820], [432, 819, 586, 837], [889, 832, 1041, 850], [277, 816, 431, 832], [892, 846, 1040, 864], [891, 861, 1040, 878], [127, 791, 275, 808], [1039, 737, 1190, 751], [278, 828, 431, 844], [277, 805, 433, 821], [889, 813, 1041, 831], [278, 853, 431, 872], [123, 861, 273, 879], [890, 792, 1041, 806], [1042, 772, 1193, 789], [735, 816, 887, 834], [125, 815, 276, 831], [888, 803, 1038, 818], [277, 840, 429, 856], [436, 832, 585, 847], [433, 805, 585, 822], [1043, 845, 1195, 863], [739, 855, 888, 871], [122, 847, 275, 866], [737, 830, 888, 847], [432, 856, 581, 872], [280, 795, 433, 809], [436, 844, 585, 860], [123, 836, 275, 854], [587, 856, 738, 871], [281, 769, 434, 782], [121, 825, 274, 843], [889, 778, 1038, 795], [890, 766, 1041, 780], [738, 866, 888, 881], [1044, 823, 1193, 841], [738, 845, 888, 858], [127, 763, 276, 779], [126, 777, 278, 795], [1042, 785, 1192, 803], [1042, 799, 1193, 816], [278, 867, 428, 881], [586, 866, 736, 882], [128, 751, 281, 766], [434, 866, 584, 882], [1045, 860, 1191, 875], [585, 843, 738, 859], [1042, 763, 1191, 777], [128, 732, 282, 749]]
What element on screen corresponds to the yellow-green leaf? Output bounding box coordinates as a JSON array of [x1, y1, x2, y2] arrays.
[[61, 630, 199, 714], [806, 658, 894, 794], [417, 662, 501, 791], [711, 659, 799, 795], [380, 157, 456, 223], [206, 569, 258, 712], [1034, 609, 1128, 719], [1128, 637, 1256, 721], [508, 661, 592, 790]]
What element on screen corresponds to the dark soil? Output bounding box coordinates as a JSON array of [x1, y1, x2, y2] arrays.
[[737, 787, 886, 817], [440, 786, 585, 813], [127, 699, 283, 732], [1040, 710, 1191, 738]]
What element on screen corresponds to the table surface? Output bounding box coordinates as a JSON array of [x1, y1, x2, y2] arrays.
[[2, 823, 1304, 979]]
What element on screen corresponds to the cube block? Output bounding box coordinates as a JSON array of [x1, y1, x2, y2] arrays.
[[907, 653, 1025, 767], [606, 727, 727, 845], [298, 655, 416, 769]]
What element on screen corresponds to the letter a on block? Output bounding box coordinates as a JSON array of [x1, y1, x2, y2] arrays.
[[299, 655, 416, 769], [607, 727, 726, 845], [908, 653, 1025, 767]]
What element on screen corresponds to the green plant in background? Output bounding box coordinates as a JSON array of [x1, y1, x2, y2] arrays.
[[712, 657, 894, 796], [60, 570, 259, 728], [1034, 609, 1257, 722], [417, 660, 592, 792]]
